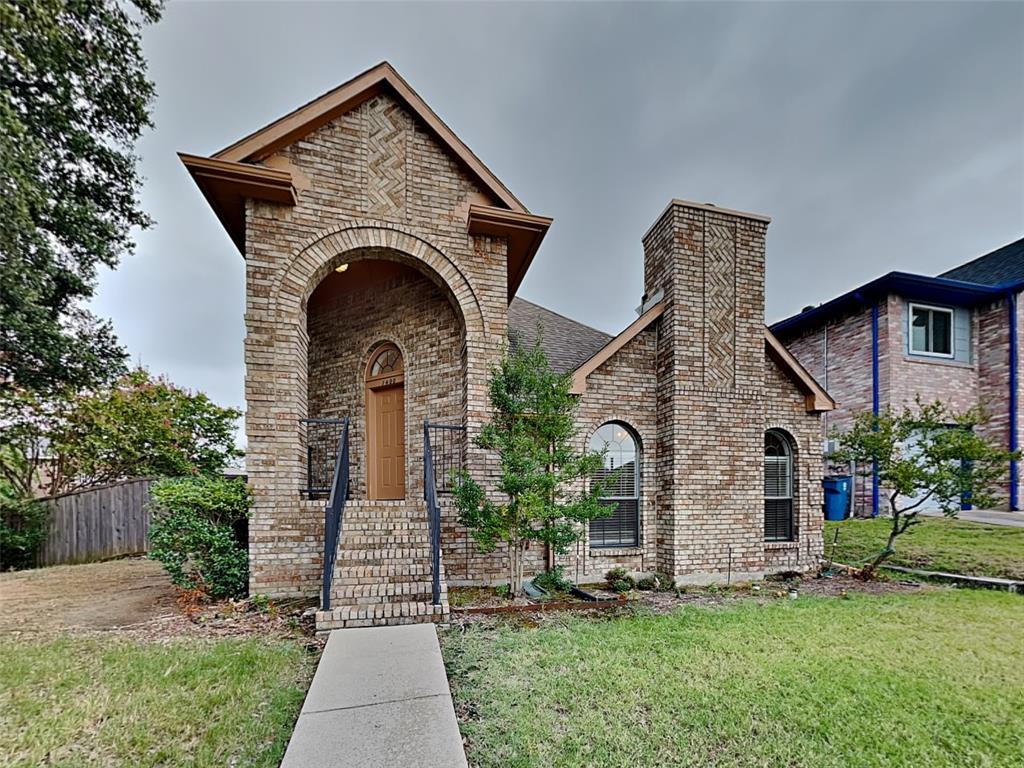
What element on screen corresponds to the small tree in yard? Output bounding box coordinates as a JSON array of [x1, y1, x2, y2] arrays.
[[452, 338, 608, 598], [834, 399, 1017, 577]]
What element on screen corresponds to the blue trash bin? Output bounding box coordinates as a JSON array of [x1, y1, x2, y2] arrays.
[[823, 476, 851, 521]]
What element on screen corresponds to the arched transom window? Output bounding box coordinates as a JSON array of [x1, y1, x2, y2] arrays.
[[369, 345, 403, 378], [764, 430, 794, 541], [589, 422, 640, 548]]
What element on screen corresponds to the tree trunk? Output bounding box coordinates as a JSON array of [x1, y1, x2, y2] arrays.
[[860, 497, 901, 578]]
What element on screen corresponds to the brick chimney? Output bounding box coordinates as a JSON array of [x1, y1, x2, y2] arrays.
[[640, 199, 771, 578]]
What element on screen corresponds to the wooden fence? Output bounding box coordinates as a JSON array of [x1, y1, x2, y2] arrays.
[[37, 478, 155, 566]]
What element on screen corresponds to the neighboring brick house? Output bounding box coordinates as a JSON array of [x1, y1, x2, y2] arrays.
[[772, 237, 1024, 517], [181, 62, 834, 630]]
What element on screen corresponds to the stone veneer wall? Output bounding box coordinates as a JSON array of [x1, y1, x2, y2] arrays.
[[244, 92, 510, 598], [306, 257, 464, 501], [643, 202, 778, 581]]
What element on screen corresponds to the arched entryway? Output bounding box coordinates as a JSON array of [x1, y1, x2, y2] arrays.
[[366, 343, 405, 500]]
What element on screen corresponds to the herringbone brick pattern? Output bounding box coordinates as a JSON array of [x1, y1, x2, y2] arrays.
[[363, 97, 407, 217], [704, 222, 736, 389]]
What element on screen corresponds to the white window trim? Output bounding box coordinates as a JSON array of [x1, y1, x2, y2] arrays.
[[908, 302, 955, 359]]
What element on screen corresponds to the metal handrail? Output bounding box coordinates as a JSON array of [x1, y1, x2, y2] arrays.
[[423, 422, 463, 606], [423, 422, 440, 606], [300, 417, 346, 498], [321, 417, 350, 611]]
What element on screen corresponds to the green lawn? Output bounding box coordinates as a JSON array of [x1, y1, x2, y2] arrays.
[[825, 516, 1024, 579], [443, 590, 1024, 768], [0, 635, 316, 768]]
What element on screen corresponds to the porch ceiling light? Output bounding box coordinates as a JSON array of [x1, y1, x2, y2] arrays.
[[334, 263, 349, 273]]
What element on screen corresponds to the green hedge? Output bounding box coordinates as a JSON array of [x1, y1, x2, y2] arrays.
[[148, 476, 251, 599]]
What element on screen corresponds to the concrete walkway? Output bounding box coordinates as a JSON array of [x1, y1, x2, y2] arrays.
[[921, 508, 1024, 528], [281, 624, 467, 768]]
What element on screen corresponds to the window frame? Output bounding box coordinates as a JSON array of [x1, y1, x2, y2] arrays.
[[764, 429, 795, 543], [908, 302, 955, 359], [588, 422, 641, 549]]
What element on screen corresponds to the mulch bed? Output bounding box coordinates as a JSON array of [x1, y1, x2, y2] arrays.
[[447, 572, 928, 628]]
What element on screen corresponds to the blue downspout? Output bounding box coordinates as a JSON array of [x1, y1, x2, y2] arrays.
[[871, 300, 880, 517], [1010, 292, 1019, 511]]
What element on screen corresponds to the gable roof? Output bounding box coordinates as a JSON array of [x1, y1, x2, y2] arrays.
[[569, 302, 665, 394], [508, 298, 612, 375], [764, 328, 836, 412], [180, 61, 550, 300], [940, 236, 1024, 286], [213, 61, 525, 212]]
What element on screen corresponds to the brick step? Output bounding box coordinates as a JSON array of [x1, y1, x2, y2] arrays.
[[333, 563, 433, 579], [332, 579, 435, 598], [342, 506, 428, 520], [336, 547, 433, 561], [340, 534, 431, 547], [341, 521, 430, 533], [316, 599, 449, 631], [333, 573, 434, 589]]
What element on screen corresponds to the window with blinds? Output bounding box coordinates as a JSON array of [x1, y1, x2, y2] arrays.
[[589, 423, 640, 548], [764, 430, 794, 542]]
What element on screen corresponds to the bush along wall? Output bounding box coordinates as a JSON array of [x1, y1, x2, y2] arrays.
[[148, 476, 251, 599]]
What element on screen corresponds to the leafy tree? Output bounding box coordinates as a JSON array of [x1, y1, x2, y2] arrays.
[[452, 338, 607, 597], [834, 399, 1017, 576], [148, 476, 250, 599], [1, 0, 163, 393], [0, 369, 242, 497]]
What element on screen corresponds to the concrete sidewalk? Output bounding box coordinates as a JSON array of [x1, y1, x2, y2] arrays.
[[281, 624, 467, 768], [921, 508, 1024, 528]]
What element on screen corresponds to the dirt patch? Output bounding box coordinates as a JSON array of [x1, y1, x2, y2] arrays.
[[1, 558, 177, 634], [0, 557, 320, 645]]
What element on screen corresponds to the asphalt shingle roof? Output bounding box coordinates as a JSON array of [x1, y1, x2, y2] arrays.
[[940, 236, 1024, 286], [507, 298, 612, 374]]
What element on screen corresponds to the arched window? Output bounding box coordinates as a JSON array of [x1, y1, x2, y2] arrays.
[[589, 422, 640, 548], [764, 430, 794, 541]]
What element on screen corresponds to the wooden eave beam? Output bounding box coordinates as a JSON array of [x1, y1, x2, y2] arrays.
[[467, 205, 553, 302], [764, 328, 836, 412], [178, 153, 297, 253]]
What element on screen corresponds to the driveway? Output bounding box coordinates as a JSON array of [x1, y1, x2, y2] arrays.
[[921, 508, 1024, 528]]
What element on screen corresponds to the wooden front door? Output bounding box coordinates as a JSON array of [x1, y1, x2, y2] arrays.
[[366, 344, 405, 500]]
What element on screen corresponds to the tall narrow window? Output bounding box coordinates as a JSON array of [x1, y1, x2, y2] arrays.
[[909, 303, 953, 357], [590, 422, 640, 548], [764, 430, 794, 542]]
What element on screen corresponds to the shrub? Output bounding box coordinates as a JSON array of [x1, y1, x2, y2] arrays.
[[653, 572, 676, 591], [533, 566, 573, 594], [148, 476, 251, 599], [636, 575, 658, 591], [605, 566, 635, 593], [0, 495, 48, 570]]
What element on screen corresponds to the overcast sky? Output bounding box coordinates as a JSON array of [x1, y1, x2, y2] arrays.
[[92, 0, 1024, 416]]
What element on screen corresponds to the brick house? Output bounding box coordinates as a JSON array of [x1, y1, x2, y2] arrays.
[[772, 237, 1024, 517], [181, 62, 834, 630]]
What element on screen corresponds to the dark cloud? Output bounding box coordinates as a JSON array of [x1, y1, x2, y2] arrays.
[[92, 0, 1024, 416]]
